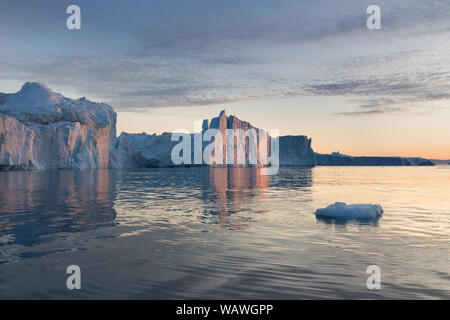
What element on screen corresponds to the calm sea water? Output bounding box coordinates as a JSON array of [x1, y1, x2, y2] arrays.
[[0, 166, 449, 299]]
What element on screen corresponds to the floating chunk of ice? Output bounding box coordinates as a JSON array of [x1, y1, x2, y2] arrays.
[[315, 202, 383, 220]]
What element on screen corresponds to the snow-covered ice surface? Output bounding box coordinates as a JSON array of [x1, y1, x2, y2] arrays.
[[315, 202, 383, 220]]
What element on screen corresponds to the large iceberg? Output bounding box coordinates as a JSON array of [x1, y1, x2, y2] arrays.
[[116, 132, 176, 168], [0, 82, 117, 169], [279, 135, 315, 166], [1, 82, 438, 170], [116, 110, 316, 168], [0, 84, 316, 170], [315, 202, 383, 220]]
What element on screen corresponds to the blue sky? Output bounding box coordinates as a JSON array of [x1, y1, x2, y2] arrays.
[[1, 0, 450, 158]]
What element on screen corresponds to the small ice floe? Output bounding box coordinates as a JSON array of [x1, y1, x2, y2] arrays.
[[315, 202, 383, 220]]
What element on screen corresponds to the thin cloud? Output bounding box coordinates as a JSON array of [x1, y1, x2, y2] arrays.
[[1, 0, 450, 115]]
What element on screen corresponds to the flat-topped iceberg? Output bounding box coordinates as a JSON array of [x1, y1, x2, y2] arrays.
[[315, 202, 383, 220], [315, 152, 434, 166]]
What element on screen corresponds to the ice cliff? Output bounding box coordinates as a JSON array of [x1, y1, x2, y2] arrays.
[[1, 84, 316, 170], [0, 82, 117, 169], [279, 135, 315, 166], [116, 132, 176, 168], [116, 110, 316, 168], [7, 82, 432, 170]]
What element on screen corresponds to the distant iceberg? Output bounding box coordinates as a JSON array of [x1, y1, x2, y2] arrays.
[[315, 152, 434, 166], [315, 202, 383, 220]]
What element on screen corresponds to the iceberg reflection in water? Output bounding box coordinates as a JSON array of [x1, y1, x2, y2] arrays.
[[0, 170, 117, 248], [0, 166, 449, 299]]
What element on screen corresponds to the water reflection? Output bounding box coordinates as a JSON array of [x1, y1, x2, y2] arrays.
[[207, 167, 269, 207], [315, 215, 380, 227], [200, 167, 270, 229], [270, 167, 313, 189], [0, 167, 315, 244], [0, 170, 117, 247], [0, 167, 448, 299]]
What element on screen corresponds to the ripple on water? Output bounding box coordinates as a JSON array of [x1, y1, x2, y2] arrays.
[[0, 167, 449, 298]]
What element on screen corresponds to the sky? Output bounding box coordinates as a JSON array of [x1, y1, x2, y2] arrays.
[[0, 0, 449, 159]]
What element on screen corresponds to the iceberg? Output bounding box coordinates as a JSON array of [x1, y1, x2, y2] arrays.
[[0, 84, 316, 170], [0, 82, 117, 170], [279, 135, 315, 166], [315, 202, 383, 220], [315, 152, 434, 166], [116, 132, 175, 168], [11, 82, 441, 170], [117, 110, 316, 168]]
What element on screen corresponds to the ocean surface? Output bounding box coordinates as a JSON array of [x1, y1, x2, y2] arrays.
[[0, 166, 449, 299]]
